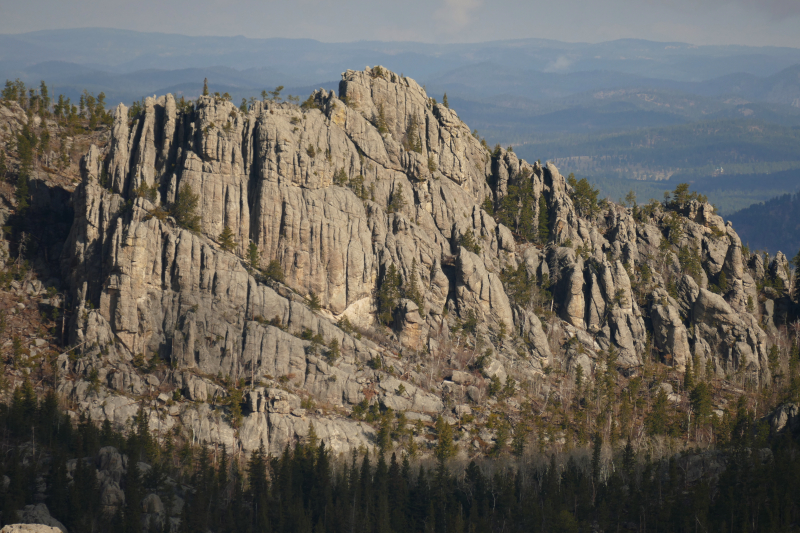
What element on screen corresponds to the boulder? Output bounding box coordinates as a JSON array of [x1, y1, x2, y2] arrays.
[[1, 526, 63, 533]]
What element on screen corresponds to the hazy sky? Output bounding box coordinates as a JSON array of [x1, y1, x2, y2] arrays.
[[2, 0, 800, 47]]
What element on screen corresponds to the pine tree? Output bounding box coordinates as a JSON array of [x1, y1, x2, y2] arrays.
[[793, 249, 800, 301], [591, 432, 603, 481], [622, 438, 635, 480], [326, 338, 340, 363], [218, 226, 236, 252], [403, 258, 424, 310], [646, 387, 670, 436], [689, 383, 712, 425], [376, 264, 401, 325], [203, 78, 209, 96], [228, 388, 243, 428], [269, 86, 284, 102], [0, 150, 7, 182], [247, 242, 259, 269], [434, 416, 456, 463], [537, 194, 550, 243], [442, 93, 449, 108], [684, 357, 694, 391], [308, 292, 321, 311], [378, 411, 393, 454], [511, 425, 527, 457], [388, 183, 406, 213], [491, 422, 509, 457], [39, 81, 50, 115], [403, 115, 422, 153], [374, 103, 388, 134]]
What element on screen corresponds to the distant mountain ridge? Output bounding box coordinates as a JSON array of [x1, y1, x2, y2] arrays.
[[728, 192, 800, 256]]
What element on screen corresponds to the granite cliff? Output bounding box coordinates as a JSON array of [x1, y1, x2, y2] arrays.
[[51, 66, 790, 457]]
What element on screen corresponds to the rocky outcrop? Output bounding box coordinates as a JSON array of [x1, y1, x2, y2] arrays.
[[765, 403, 800, 436], [650, 289, 691, 370], [58, 66, 777, 456], [692, 288, 768, 376]]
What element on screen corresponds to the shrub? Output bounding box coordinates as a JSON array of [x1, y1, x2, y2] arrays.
[[300, 95, 321, 111], [134, 181, 158, 202], [461, 309, 478, 334], [334, 168, 348, 186], [458, 229, 482, 254], [326, 338, 340, 363], [427, 155, 437, 173], [264, 260, 284, 283]]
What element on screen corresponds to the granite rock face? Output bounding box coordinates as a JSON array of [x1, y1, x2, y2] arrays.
[[59, 66, 774, 456]]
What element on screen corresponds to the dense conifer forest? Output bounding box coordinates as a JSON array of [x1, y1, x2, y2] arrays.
[[0, 376, 799, 533]]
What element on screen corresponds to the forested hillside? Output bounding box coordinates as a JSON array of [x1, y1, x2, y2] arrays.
[[728, 192, 800, 256], [1, 383, 800, 533]]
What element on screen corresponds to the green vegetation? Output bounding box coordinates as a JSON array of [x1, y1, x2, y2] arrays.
[[403, 259, 424, 310], [537, 194, 549, 243], [300, 94, 322, 111], [376, 264, 401, 326], [247, 242, 259, 270], [387, 184, 406, 213], [308, 292, 321, 311], [457, 229, 481, 254], [218, 226, 236, 252], [261, 85, 284, 102], [491, 168, 540, 243], [567, 173, 600, 218], [373, 104, 389, 134], [500, 263, 551, 310], [134, 181, 158, 202], [402, 115, 422, 153], [664, 182, 708, 210], [3, 380, 800, 533], [728, 190, 800, 255], [264, 259, 284, 283], [170, 184, 202, 232]]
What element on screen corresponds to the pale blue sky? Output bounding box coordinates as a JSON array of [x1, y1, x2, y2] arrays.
[[1, 0, 799, 47]]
